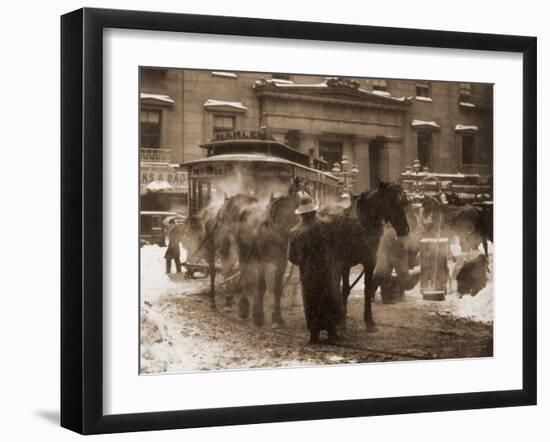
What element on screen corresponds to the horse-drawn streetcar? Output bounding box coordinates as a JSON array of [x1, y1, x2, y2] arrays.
[[183, 133, 342, 217], [177, 133, 343, 295]]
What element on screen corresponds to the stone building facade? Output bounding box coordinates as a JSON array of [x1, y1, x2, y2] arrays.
[[139, 68, 492, 194]]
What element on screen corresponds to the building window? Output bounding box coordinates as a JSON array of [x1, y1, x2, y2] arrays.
[[140, 109, 162, 148], [141, 68, 168, 82], [461, 134, 476, 165], [213, 115, 235, 135], [416, 82, 431, 98], [459, 83, 473, 103], [318, 140, 343, 169], [417, 131, 433, 169], [372, 79, 388, 92]]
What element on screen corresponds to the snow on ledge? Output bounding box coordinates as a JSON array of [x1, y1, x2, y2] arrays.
[[411, 119, 440, 129], [211, 71, 238, 78], [140, 93, 175, 104], [416, 96, 433, 102], [255, 79, 327, 88], [459, 101, 476, 108], [203, 99, 248, 111], [455, 124, 479, 132], [270, 78, 294, 84], [358, 88, 409, 102]]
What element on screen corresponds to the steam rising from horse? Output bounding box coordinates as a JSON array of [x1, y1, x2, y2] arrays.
[[187, 192, 297, 328], [236, 195, 297, 327], [187, 181, 411, 332]]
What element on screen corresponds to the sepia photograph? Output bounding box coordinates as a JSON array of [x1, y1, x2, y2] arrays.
[[139, 67, 494, 374]]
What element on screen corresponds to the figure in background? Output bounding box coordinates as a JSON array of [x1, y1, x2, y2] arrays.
[[164, 218, 182, 274], [288, 192, 343, 344]]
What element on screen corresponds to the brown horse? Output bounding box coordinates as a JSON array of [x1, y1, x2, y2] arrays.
[[191, 194, 259, 309], [236, 194, 298, 327], [192, 192, 298, 326]]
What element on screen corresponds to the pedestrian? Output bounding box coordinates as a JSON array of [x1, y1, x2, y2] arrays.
[[164, 218, 182, 274], [288, 192, 342, 344]]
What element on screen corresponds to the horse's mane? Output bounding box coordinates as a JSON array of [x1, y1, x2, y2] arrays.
[[268, 195, 292, 220], [356, 181, 408, 231]]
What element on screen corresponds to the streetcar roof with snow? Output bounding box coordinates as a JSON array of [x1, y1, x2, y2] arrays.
[[181, 153, 340, 181]]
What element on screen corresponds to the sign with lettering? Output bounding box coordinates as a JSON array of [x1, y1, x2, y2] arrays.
[[140, 163, 188, 193]]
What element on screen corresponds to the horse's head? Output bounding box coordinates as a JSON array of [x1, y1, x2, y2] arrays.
[[357, 181, 410, 237], [269, 195, 299, 233]]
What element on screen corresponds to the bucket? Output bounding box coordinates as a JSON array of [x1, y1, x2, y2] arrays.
[[420, 238, 449, 301]]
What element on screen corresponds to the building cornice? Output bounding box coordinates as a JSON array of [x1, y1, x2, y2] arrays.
[[254, 78, 412, 111]]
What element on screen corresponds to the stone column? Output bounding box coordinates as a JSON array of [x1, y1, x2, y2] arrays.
[[353, 137, 370, 193], [386, 138, 404, 182]]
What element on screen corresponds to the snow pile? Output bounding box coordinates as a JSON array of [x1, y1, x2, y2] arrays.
[[141, 298, 228, 374], [140, 245, 227, 373], [141, 303, 183, 373], [141, 245, 188, 302], [448, 284, 493, 323], [404, 282, 493, 324]]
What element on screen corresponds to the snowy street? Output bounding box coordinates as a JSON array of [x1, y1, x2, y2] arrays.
[[140, 244, 493, 374]]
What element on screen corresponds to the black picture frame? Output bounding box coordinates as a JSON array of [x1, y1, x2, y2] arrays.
[[61, 7, 537, 435]]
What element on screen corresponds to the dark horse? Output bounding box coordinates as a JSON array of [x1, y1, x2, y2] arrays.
[[321, 182, 410, 331]]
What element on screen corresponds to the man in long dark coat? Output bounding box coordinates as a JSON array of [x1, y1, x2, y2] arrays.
[[164, 218, 182, 274], [288, 193, 342, 344]]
